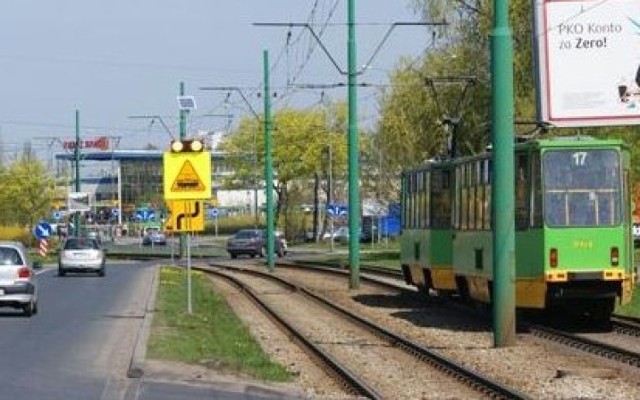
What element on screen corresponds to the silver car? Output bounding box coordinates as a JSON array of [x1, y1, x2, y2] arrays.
[[0, 241, 39, 316], [58, 237, 106, 277]]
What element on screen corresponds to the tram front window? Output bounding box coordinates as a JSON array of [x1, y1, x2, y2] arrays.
[[543, 149, 621, 227]]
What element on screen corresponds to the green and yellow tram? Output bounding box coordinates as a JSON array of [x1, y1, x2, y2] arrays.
[[400, 136, 636, 322]]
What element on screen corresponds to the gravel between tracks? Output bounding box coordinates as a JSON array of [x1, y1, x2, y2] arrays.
[[203, 261, 640, 399]]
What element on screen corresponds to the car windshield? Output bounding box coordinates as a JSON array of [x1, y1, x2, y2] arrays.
[[64, 238, 99, 250], [235, 230, 258, 239], [0, 247, 23, 265]]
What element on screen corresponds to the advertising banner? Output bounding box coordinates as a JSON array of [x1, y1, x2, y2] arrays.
[[534, 0, 640, 127], [68, 192, 91, 212]]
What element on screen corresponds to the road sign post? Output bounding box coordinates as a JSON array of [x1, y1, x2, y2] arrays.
[[162, 132, 211, 316]]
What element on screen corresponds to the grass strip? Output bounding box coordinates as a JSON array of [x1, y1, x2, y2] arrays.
[[147, 266, 292, 382]]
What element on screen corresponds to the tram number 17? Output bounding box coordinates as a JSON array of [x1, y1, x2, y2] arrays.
[[572, 152, 588, 166]]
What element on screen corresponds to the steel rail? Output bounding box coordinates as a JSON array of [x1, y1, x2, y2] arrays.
[[205, 263, 530, 399]]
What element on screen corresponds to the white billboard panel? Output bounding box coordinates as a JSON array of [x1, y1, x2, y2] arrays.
[[534, 0, 640, 127], [68, 192, 91, 212]]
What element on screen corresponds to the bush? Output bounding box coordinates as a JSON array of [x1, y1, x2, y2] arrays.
[[205, 215, 265, 235]]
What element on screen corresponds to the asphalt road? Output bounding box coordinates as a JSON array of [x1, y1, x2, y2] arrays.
[[0, 259, 307, 400], [0, 261, 154, 400]]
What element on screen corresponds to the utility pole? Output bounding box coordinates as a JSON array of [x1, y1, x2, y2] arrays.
[[254, 15, 442, 290], [74, 110, 80, 236], [346, 0, 360, 289], [491, 0, 516, 347], [263, 50, 275, 272], [179, 82, 187, 259]]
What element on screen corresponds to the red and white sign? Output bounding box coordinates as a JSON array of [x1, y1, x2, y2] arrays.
[[39, 239, 48, 257], [63, 136, 110, 151]]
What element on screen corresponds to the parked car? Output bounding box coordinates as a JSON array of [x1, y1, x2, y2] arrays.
[[0, 241, 39, 316], [634, 223, 640, 248], [85, 230, 102, 244], [226, 229, 286, 259], [58, 237, 106, 277], [142, 229, 167, 246], [333, 226, 351, 244]]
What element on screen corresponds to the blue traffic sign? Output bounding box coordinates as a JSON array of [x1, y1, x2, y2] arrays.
[[34, 221, 53, 239], [52, 211, 62, 221], [111, 208, 120, 217], [326, 203, 347, 218], [135, 209, 155, 221], [209, 207, 219, 218]]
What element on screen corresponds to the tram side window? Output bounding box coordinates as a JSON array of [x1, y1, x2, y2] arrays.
[[454, 167, 461, 229], [416, 171, 425, 228], [515, 153, 529, 230], [459, 166, 467, 230], [422, 171, 430, 228], [483, 159, 492, 229], [410, 173, 418, 229], [469, 163, 477, 229], [401, 175, 408, 229], [431, 169, 452, 228], [531, 153, 543, 227]]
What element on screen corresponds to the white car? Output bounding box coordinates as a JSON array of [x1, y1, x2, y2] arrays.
[[0, 241, 39, 316], [58, 237, 106, 277]]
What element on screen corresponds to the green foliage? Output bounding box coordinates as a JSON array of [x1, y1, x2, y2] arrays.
[[378, 0, 536, 172], [148, 267, 292, 381], [0, 156, 56, 228], [219, 102, 350, 234]]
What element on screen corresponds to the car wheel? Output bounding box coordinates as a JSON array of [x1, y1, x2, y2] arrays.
[[58, 267, 66, 277], [230, 253, 237, 259], [98, 267, 105, 277], [32, 301, 38, 315], [23, 301, 35, 317]]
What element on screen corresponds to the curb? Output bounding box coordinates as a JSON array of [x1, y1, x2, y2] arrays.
[[127, 263, 160, 378]]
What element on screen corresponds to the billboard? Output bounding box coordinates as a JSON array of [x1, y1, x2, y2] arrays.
[[534, 0, 640, 127], [68, 192, 91, 212]]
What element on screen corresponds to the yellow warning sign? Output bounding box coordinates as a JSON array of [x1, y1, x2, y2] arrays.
[[163, 151, 212, 200], [171, 160, 205, 192], [163, 200, 204, 232]]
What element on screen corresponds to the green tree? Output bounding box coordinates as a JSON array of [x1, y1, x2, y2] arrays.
[[377, 0, 536, 173], [220, 103, 349, 238], [0, 156, 56, 227]]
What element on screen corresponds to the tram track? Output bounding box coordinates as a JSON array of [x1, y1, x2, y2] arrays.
[[198, 262, 529, 400], [525, 324, 640, 368], [611, 315, 640, 337], [276, 260, 640, 371]]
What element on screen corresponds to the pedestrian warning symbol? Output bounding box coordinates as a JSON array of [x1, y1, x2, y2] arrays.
[[171, 160, 205, 192]]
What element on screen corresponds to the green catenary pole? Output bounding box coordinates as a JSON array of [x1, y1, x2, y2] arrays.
[[74, 109, 80, 236], [179, 81, 187, 259], [347, 0, 360, 289], [263, 50, 275, 272], [491, 0, 516, 347]]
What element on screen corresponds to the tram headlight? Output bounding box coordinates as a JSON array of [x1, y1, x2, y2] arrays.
[[610, 247, 619, 266], [549, 248, 558, 268]]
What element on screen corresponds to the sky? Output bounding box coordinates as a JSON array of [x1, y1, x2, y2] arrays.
[[0, 1, 433, 166]]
